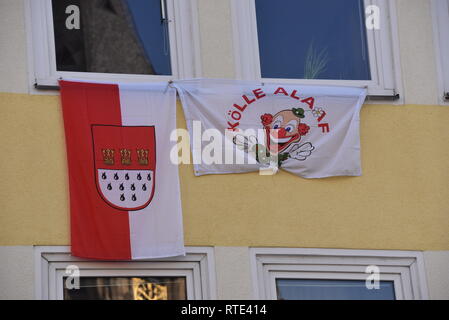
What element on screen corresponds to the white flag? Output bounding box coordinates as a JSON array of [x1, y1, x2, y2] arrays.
[[175, 79, 367, 179]]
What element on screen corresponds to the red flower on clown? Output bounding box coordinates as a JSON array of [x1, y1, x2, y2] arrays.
[[298, 123, 310, 136], [261, 114, 273, 126]]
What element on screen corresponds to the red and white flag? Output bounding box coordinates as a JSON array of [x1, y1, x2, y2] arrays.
[[60, 80, 184, 260]]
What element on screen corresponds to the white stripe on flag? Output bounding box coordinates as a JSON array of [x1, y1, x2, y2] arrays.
[[119, 83, 185, 259]]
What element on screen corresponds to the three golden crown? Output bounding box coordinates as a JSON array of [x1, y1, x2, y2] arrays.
[[102, 148, 149, 166]]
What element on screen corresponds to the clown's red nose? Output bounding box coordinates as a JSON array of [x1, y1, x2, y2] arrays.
[[276, 128, 287, 138]]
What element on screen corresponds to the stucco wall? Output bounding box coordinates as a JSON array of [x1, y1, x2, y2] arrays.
[[397, 0, 440, 105], [424, 251, 449, 299], [0, 246, 448, 300], [0, 0, 448, 300], [0, 92, 448, 250], [0, 0, 448, 249], [0, 246, 34, 300], [0, 0, 28, 94], [197, 0, 235, 79]]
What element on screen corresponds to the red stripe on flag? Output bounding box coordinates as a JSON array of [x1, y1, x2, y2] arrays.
[[60, 81, 131, 260]]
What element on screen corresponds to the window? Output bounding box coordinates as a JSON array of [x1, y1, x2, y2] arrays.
[[26, 0, 201, 88], [52, 0, 173, 76], [256, 0, 371, 81], [432, 0, 449, 104], [276, 279, 395, 300], [35, 246, 216, 300], [250, 248, 429, 300], [63, 276, 187, 300], [231, 0, 401, 97]]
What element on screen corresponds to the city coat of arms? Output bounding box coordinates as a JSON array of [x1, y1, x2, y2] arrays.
[[91, 125, 156, 211]]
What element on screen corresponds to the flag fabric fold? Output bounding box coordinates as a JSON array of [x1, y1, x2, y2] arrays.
[[60, 80, 185, 260], [174, 79, 367, 179]]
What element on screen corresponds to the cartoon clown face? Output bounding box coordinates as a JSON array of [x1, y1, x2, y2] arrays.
[[261, 108, 310, 154]]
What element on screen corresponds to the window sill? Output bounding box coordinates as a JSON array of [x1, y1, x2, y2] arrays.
[[35, 81, 401, 103]]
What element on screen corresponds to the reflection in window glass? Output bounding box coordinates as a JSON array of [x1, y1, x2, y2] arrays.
[[64, 277, 186, 300], [52, 0, 172, 75], [276, 279, 395, 300], [255, 0, 371, 80]]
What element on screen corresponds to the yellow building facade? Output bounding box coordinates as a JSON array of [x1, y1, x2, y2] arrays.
[[0, 0, 448, 300]]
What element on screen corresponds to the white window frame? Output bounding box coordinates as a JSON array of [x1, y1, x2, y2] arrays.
[[250, 248, 429, 300], [431, 0, 449, 104], [25, 0, 202, 90], [230, 0, 402, 98], [34, 246, 216, 300]]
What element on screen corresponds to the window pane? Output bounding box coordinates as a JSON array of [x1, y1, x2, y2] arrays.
[[276, 279, 395, 300], [63, 277, 186, 300], [256, 0, 371, 80], [52, 0, 172, 75]]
